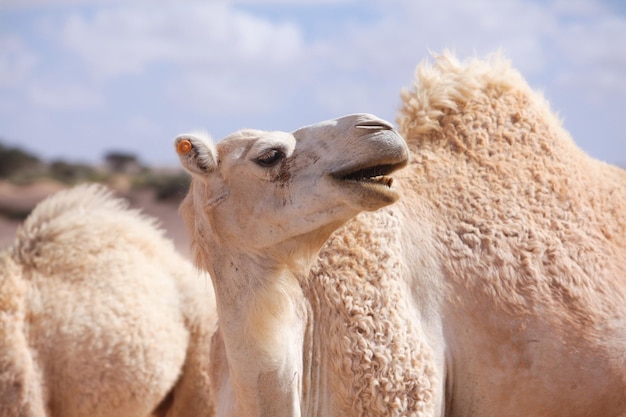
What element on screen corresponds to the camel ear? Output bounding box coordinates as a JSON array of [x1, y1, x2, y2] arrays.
[[174, 132, 218, 177]]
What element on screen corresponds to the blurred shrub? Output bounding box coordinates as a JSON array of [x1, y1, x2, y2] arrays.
[[0, 205, 32, 220], [0, 142, 44, 179], [48, 160, 110, 185], [0, 140, 190, 204], [104, 151, 143, 174], [132, 170, 190, 202]]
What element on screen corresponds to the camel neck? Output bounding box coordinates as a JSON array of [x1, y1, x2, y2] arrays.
[[206, 247, 308, 417]]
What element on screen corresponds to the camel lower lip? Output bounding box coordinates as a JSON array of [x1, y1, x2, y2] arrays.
[[334, 175, 400, 200], [341, 175, 394, 188], [331, 159, 407, 207], [331, 161, 407, 183]]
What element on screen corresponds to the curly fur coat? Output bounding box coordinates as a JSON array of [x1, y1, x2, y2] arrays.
[[0, 184, 217, 417]]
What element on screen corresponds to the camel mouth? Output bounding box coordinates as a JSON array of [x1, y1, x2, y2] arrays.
[[331, 155, 408, 199], [333, 161, 406, 188], [329, 129, 409, 210]]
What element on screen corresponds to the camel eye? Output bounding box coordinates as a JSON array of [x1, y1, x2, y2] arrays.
[[255, 149, 284, 167]]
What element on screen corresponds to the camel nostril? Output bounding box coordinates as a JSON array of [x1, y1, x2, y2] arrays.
[[354, 120, 394, 131], [354, 122, 393, 130]]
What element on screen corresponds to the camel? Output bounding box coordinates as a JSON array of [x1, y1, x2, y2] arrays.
[[0, 184, 217, 417], [175, 114, 409, 416], [177, 52, 626, 417]]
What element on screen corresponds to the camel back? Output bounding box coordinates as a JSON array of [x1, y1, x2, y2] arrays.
[[397, 52, 626, 325], [12, 184, 169, 274]]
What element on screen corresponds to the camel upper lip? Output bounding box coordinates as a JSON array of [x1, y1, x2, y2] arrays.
[[331, 158, 408, 187]]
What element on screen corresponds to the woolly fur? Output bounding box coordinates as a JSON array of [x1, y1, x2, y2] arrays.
[[0, 184, 217, 417], [395, 51, 626, 415], [398, 52, 626, 320], [305, 210, 437, 416]]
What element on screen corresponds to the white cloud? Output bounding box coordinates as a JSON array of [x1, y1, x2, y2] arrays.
[[231, 0, 354, 4], [0, 0, 624, 164], [59, 2, 304, 80], [0, 0, 353, 9], [283, 0, 562, 123], [324, 0, 557, 77], [0, 0, 148, 10], [551, 11, 626, 99], [26, 82, 103, 110], [551, 0, 611, 16], [0, 36, 38, 88]]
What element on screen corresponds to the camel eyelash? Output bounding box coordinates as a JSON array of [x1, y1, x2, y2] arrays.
[[254, 148, 286, 167]]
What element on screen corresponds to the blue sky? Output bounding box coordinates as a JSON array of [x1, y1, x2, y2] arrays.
[[1, 0, 625, 166]]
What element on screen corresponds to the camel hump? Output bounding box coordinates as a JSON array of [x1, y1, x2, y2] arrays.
[[12, 183, 165, 272], [397, 50, 542, 142], [20, 183, 127, 232]]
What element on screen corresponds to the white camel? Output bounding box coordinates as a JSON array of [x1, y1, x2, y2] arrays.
[[177, 52, 626, 417], [175, 114, 409, 416], [0, 184, 217, 417]]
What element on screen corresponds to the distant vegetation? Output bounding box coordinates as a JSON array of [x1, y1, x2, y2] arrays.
[[0, 140, 190, 202], [0, 142, 44, 180]]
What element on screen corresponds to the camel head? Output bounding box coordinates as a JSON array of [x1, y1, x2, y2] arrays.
[[176, 113, 409, 261]]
